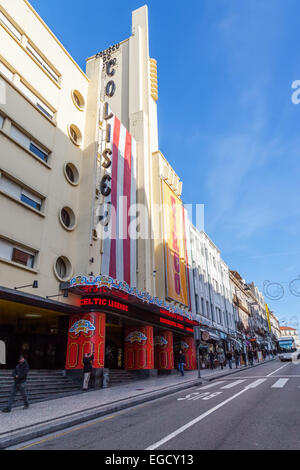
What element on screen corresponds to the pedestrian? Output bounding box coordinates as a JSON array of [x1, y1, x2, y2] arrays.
[[248, 349, 254, 366], [2, 355, 29, 413], [208, 351, 215, 369], [234, 349, 240, 368], [82, 352, 94, 391], [242, 351, 247, 366], [217, 350, 225, 370], [225, 350, 233, 369], [178, 349, 186, 376]]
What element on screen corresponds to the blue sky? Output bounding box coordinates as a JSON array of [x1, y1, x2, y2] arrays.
[[30, 0, 300, 327]]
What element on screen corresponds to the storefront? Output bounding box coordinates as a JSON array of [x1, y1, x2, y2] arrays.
[[64, 275, 200, 382], [0, 287, 72, 369], [1, 278, 199, 381]]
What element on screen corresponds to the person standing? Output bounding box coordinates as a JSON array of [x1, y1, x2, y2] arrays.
[[82, 352, 94, 391], [208, 351, 215, 369], [248, 349, 254, 366], [226, 350, 233, 369], [234, 349, 240, 368], [2, 355, 29, 413], [178, 350, 186, 376], [217, 350, 225, 370]]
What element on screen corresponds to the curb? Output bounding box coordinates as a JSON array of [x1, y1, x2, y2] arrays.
[[204, 358, 276, 382], [0, 378, 202, 450]]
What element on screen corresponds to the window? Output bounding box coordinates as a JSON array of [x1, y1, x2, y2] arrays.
[[69, 124, 82, 146], [10, 125, 49, 163], [0, 173, 43, 211], [0, 115, 3, 129], [56, 257, 67, 279], [26, 43, 59, 82], [72, 90, 85, 110], [201, 298, 205, 317], [54, 256, 72, 281], [20, 189, 41, 211], [18, 81, 54, 120], [0, 11, 22, 41], [0, 237, 36, 269], [64, 162, 79, 185], [29, 143, 48, 162], [59, 207, 76, 230]]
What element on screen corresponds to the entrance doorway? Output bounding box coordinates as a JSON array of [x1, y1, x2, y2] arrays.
[[0, 300, 69, 369], [105, 314, 124, 369]]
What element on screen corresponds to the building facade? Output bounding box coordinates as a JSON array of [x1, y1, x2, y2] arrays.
[[279, 326, 300, 349], [0, 0, 199, 378], [188, 224, 237, 366]]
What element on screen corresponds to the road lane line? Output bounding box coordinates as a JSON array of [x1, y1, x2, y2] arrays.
[[220, 380, 246, 389], [196, 381, 225, 390], [266, 363, 289, 377], [245, 379, 267, 389], [272, 378, 289, 388], [146, 382, 263, 451]]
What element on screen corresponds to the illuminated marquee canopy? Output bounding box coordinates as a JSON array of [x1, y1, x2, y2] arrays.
[[69, 274, 200, 323]]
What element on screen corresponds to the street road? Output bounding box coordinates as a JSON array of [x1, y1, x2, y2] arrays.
[[10, 359, 300, 450]]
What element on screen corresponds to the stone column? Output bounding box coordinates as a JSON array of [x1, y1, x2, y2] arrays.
[[124, 325, 154, 371], [154, 330, 174, 370], [65, 312, 106, 386], [181, 336, 197, 370]]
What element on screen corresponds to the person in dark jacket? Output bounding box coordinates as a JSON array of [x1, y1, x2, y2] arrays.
[[234, 349, 240, 368], [248, 349, 254, 366], [209, 351, 215, 369], [178, 350, 185, 376], [82, 352, 94, 390], [225, 351, 233, 369], [2, 355, 29, 412]]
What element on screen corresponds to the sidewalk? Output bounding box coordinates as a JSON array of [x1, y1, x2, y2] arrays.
[[0, 357, 276, 449]]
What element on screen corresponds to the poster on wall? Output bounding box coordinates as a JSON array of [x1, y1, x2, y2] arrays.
[[162, 180, 189, 307]]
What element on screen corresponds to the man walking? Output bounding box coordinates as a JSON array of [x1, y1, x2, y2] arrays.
[[217, 350, 225, 370], [234, 349, 240, 368], [82, 352, 94, 391], [178, 350, 186, 376], [2, 355, 29, 412], [209, 351, 215, 369], [226, 350, 233, 369], [248, 349, 254, 366]]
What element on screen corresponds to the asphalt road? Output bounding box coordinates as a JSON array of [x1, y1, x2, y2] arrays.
[[10, 359, 300, 450]]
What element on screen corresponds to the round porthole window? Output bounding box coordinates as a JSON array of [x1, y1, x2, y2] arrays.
[[68, 124, 82, 146], [54, 256, 72, 281], [64, 162, 79, 185], [72, 90, 85, 111], [59, 206, 76, 231]]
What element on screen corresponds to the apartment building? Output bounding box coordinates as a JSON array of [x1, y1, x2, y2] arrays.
[[188, 224, 237, 354]]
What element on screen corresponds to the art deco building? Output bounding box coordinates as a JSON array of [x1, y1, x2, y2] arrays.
[[0, 0, 199, 377]]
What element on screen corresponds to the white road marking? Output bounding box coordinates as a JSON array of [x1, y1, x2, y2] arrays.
[[221, 380, 246, 389], [245, 379, 267, 389], [266, 363, 289, 377], [196, 381, 225, 390], [146, 387, 250, 450], [272, 378, 289, 388], [202, 391, 222, 400]]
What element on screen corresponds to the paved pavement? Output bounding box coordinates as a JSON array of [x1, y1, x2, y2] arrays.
[[0, 357, 275, 449]]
